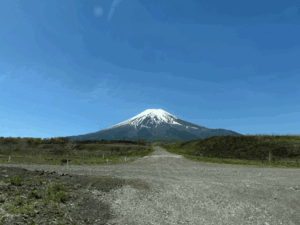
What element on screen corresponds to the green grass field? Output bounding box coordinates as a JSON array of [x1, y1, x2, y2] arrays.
[[152, 132, 300, 168]]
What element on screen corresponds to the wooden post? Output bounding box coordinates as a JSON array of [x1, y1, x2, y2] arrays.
[[268, 150, 273, 163]]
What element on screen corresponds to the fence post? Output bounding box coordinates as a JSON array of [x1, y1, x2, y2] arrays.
[[125, 157, 127, 162], [269, 150, 273, 163], [8, 155, 11, 162], [67, 159, 69, 166]]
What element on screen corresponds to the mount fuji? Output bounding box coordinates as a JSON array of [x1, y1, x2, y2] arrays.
[[64, 109, 243, 143]]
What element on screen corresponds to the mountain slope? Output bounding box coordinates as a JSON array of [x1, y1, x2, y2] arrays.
[[64, 109, 243, 142]]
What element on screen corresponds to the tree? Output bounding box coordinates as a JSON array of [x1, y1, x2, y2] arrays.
[[64, 141, 78, 152], [137, 138, 147, 146]]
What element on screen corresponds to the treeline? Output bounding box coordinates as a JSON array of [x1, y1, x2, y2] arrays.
[[0, 137, 149, 146], [178, 135, 300, 162], [69, 138, 149, 146]]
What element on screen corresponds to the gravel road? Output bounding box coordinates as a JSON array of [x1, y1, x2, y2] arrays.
[[1, 146, 300, 225]]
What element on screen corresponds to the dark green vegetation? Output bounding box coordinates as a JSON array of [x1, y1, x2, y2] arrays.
[[146, 136, 189, 143], [0, 137, 154, 166], [153, 133, 300, 168]]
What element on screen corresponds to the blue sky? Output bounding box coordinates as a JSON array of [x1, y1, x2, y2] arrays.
[[1, 0, 300, 139]]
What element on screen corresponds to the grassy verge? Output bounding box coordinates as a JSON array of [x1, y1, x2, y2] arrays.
[[153, 133, 300, 169], [0, 144, 155, 166]]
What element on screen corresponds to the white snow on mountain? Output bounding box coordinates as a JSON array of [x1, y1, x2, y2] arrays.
[[104, 109, 182, 130], [186, 126, 199, 129]]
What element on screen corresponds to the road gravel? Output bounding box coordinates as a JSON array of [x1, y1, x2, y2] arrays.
[[1, 146, 299, 225]]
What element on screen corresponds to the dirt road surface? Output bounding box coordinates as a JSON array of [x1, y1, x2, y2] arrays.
[[1, 146, 299, 225]]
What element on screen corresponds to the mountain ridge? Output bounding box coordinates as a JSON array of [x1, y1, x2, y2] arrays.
[[64, 109, 243, 143]]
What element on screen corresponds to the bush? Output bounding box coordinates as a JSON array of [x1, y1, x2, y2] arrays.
[[0, 137, 18, 145], [111, 146, 121, 151], [26, 138, 43, 145]]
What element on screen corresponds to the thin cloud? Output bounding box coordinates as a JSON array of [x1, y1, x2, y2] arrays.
[[112, 0, 123, 8], [108, 0, 123, 21]]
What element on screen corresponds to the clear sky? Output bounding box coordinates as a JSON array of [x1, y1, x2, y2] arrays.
[[1, 0, 300, 139]]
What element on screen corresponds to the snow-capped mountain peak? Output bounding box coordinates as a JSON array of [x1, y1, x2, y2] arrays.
[[66, 109, 243, 142], [104, 109, 180, 130], [131, 109, 178, 122]]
